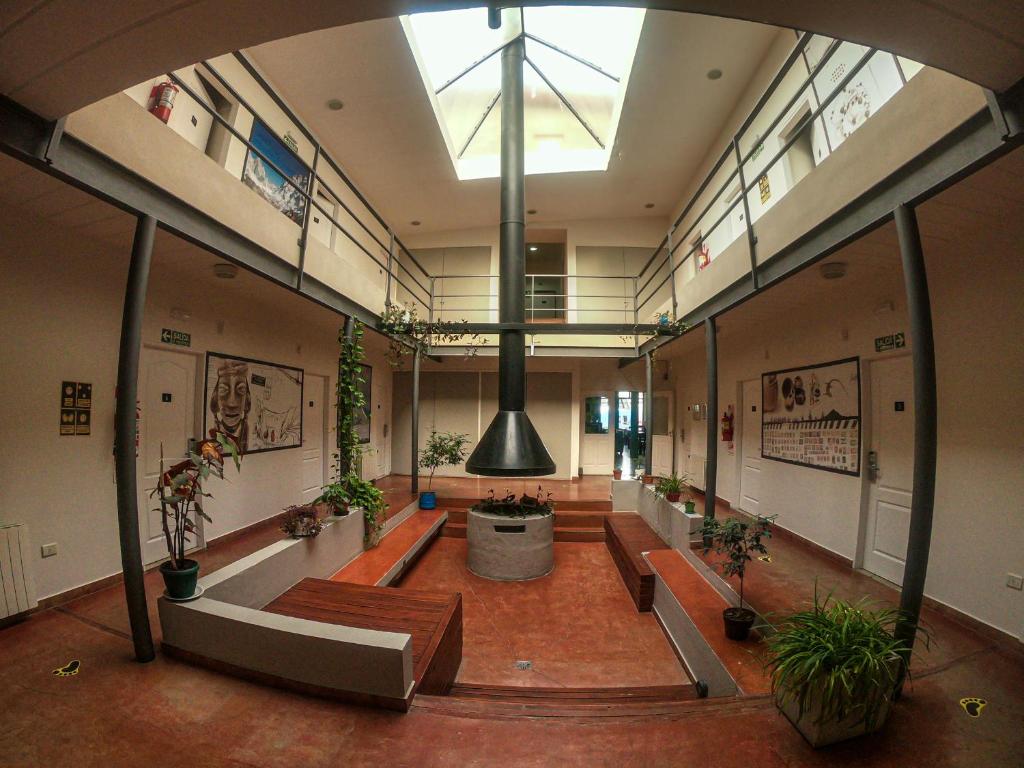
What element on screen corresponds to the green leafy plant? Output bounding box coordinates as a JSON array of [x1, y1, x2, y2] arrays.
[[150, 431, 241, 569], [700, 514, 774, 612], [336, 319, 367, 478], [419, 431, 471, 489], [344, 474, 388, 545], [471, 487, 555, 518], [764, 590, 924, 730], [313, 481, 351, 516], [379, 303, 482, 367], [654, 473, 685, 498], [281, 504, 323, 538]]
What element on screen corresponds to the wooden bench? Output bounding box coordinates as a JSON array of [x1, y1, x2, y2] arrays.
[[604, 513, 670, 611], [264, 577, 462, 708]]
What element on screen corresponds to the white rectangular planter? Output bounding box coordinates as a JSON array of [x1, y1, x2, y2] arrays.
[[778, 686, 893, 748]]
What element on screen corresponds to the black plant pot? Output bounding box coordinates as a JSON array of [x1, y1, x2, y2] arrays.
[[723, 606, 756, 641], [160, 559, 199, 599]]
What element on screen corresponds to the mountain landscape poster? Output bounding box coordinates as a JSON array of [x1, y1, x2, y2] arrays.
[[242, 119, 309, 226], [761, 356, 861, 476]]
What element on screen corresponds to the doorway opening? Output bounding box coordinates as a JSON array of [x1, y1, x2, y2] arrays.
[[615, 390, 645, 477], [525, 229, 566, 321]]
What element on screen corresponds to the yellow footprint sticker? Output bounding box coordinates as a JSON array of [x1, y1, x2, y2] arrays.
[[52, 660, 80, 677], [959, 697, 986, 718], [758, 555, 772, 563]]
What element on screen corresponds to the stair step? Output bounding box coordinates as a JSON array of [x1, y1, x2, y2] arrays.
[[447, 683, 697, 705]]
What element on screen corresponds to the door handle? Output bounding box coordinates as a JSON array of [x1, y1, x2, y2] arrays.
[[868, 450, 880, 481]]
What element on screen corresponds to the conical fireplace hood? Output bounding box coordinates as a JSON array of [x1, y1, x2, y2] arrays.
[[465, 14, 555, 477]]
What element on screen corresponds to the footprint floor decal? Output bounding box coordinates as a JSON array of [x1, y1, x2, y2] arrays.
[[52, 660, 80, 677], [959, 697, 986, 718]]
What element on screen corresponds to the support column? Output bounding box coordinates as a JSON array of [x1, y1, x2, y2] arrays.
[[411, 348, 421, 495], [893, 204, 938, 690], [114, 214, 157, 663], [704, 317, 718, 520], [644, 352, 654, 477]]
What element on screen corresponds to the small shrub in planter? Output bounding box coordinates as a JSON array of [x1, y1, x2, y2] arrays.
[[281, 505, 323, 538], [471, 487, 554, 518], [654, 474, 686, 503], [313, 481, 351, 516], [612, 468, 622, 480], [700, 514, 774, 640], [418, 430, 471, 509], [764, 591, 925, 747]]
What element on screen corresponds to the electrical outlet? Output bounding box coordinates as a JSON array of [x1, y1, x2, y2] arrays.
[[41, 542, 58, 558], [1007, 573, 1023, 591]]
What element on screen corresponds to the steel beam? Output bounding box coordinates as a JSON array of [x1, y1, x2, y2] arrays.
[[114, 214, 157, 663], [704, 317, 718, 520], [893, 204, 938, 692]]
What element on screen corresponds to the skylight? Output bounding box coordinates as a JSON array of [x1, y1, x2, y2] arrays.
[[402, 6, 645, 180]]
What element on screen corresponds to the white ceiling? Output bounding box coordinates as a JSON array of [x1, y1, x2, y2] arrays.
[[247, 10, 782, 236]]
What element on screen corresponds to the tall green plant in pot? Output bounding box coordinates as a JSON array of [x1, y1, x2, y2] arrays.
[[700, 514, 774, 640], [418, 431, 471, 509], [150, 431, 241, 599], [764, 591, 924, 747]]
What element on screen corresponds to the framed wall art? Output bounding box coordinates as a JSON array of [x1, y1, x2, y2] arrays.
[[204, 352, 304, 455], [761, 356, 860, 476]]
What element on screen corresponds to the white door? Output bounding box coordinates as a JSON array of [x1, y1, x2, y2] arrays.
[[739, 378, 762, 515], [651, 391, 674, 477], [372, 368, 389, 478], [862, 356, 914, 585], [581, 393, 614, 474], [301, 374, 327, 504], [138, 347, 199, 565]]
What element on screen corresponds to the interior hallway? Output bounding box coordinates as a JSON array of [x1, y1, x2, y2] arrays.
[[2, 498, 1022, 767]]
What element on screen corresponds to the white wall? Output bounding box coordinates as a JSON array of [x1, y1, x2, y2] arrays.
[[0, 213, 391, 601]]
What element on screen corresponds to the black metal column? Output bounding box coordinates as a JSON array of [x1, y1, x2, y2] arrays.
[[114, 214, 157, 663], [644, 352, 654, 477], [893, 204, 938, 690], [498, 33, 526, 414], [704, 317, 718, 519], [411, 348, 421, 495]]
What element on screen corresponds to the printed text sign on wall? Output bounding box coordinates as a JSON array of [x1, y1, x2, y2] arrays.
[[874, 332, 906, 353], [161, 328, 191, 347], [60, 381, 92, 436]]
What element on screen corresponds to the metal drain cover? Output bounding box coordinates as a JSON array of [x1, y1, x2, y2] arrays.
[[514, 660, 533, 670]]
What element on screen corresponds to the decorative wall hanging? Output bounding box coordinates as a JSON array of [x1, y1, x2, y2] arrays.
[[204, 352, 303, 455], [761, 356, 860, 476], [241, 119, 310, 227]]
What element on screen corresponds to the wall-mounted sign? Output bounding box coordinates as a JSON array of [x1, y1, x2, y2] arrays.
[[60, 381, 92, 436], [161, 328, 191, 347], [874, 332, 906, 353], [761, 357, 861, 476], [758, 174, 771, 203]]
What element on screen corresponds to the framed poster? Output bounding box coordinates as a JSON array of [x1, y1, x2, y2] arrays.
[[204, 352, 304, 455], [761, 356, 860, 476], [241, 119, 310, 227], [356, 364, 372, 444]]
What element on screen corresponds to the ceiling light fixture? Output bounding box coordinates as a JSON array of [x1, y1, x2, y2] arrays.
[[411, 220, 421, 226], [326, 98, 344, 111], [707, 68, 723, 80], [819, 262, 847, 280], [529, 245, 539, 252], [644, 202, 655, 209], [213, 263, 238, 279], [527, 209, 537, 215]]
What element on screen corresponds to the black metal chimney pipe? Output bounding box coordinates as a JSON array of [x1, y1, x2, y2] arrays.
[[467, 19, 555, 476]]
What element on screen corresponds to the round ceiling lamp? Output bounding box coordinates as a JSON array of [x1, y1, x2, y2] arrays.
[[819, 261, 848, 280], [326, 98, 344, 111], [213, 263, 238, 279], [707, 68, 723, 80]]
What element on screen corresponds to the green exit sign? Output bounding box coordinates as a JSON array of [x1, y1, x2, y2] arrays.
[[875, 332, 906, 353], [161, 328, 191, 347]]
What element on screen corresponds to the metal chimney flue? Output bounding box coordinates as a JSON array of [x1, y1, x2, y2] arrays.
[[466, 16, 555, 477]]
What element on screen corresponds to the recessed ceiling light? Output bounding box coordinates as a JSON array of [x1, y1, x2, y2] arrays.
[[707, 68, 723, 80], [527, 209, 537, 215], [410, 220, 421, 226], [326, 98, 344, 111], [529, 245, 539, 252], [819, 261, 847, 280], [213, 263, 238, 279], [644, 202, 655, 209]]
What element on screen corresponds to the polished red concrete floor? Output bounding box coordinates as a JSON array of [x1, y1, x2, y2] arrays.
[[397, 537, 688, 688], [376, 473, 612, 503], [2, 504, 1022, 766]]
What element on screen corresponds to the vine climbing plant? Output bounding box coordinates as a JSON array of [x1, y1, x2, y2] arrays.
[[379, 303, 482, 367]]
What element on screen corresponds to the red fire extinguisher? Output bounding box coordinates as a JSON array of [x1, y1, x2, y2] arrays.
[[149, 81, 179, 123], [721, 406, 734, 442]]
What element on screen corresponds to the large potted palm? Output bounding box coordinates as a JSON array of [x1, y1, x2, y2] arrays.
[[418, 430, 471, 510], [764, 591, 923, 747], [700, 514, 773, 640], [151, 431, 241, 599]]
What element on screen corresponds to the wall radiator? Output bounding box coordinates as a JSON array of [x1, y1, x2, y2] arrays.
[[0, 524, 38, 620]]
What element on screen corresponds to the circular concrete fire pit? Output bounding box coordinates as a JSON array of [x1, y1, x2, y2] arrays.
[[466, 509, 554, 581]]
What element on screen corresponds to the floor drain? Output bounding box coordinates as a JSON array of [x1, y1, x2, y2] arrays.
[[514, 660, 533, 670]]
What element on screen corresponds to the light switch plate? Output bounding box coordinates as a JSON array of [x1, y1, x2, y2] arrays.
[[1007, 573, 1023, 591], [41, 542, 58, 558]]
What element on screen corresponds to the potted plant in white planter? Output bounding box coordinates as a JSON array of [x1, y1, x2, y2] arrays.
[[151, 431, 240, 599], [764, 592, 923, 747], [281, 505, 324, 538], [655, 473, 685, 502], [700, 514, 773, 640], [418, 430, 471, 510]]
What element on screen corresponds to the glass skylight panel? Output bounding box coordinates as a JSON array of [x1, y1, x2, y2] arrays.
[[402, 6, 645, 180]]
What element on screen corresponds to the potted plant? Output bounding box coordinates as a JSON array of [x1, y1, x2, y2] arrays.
[[612, 468, 622, 480], [151, 431, 241, 599], [313, 480, 351, 516], [418, 430, 471, 510], [700, 514, 774, 640], [471, 487, 555, 518], [281, 504, 324, 538], [764, 592, 923, 747], [655, 474, 685, 502], [345, 474, 388, 546], [642, 471, 655, 485]]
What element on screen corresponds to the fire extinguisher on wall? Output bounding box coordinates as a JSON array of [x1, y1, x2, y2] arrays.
[[149, 81, 179, 123], [721, 405, 734, 442]]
